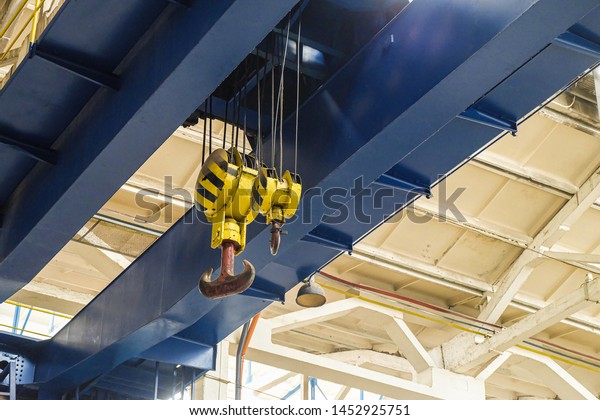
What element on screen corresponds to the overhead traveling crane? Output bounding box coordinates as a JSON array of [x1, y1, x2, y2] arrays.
[[0, 0, 599, 398]]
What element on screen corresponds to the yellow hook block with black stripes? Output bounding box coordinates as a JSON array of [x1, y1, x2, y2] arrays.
[[195, 147, 302, 258], [195, 148, 258, 254], [253, 167, 302, 255], [254, 168, 302, 224]]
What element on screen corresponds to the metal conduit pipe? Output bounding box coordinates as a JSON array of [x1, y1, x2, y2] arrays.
[[241, 314, 261, 363], [235, 321, 250, 400], [235, 312, 262, 400]]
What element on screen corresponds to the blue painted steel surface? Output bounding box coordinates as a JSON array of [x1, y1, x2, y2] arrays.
[[0, 331, 39, 358], [140, 337, 214, 371], [32, 0, 600, 394], [89, 362, 195, 400], [0, 332, 37, 386], [0, 0, 298, 303], [0, 0, 168, 205], [555, 31, 600, 59]]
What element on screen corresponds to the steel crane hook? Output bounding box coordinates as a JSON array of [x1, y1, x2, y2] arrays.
[[199, 241, 256, 299], [269, 220, 284, 256]]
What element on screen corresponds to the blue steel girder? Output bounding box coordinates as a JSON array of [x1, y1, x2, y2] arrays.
[[89, 361, 195, 400], [34, 0, 600, 393], [0, 0, 299, 300], [0, 0, 169, 206]]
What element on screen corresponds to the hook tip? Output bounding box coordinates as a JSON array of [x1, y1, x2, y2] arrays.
[[199, 267, 214, 284]]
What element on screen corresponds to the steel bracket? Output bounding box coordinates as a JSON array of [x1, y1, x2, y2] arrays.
[[458, 107, 518, 135], [0, 132, 58, 164], [374, 173, 432, 198], [302, 229, 353, 253], [554, 31, 600, 60], [30, 44, 120, 90], [241, 284, 285, 303]]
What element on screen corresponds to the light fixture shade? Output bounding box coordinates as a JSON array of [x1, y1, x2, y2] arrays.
[[295, 281, 326, 307]]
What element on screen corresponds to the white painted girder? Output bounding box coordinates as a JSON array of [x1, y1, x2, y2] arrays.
[[63, 241, 126, 280], [235, 322, 485, 400], [478, 250, 542, 323], [477, 167, 600, 322], [471, 154, 578, 197], [324, 350, 416, 377], [270, 298, 401, 335], [384, 317, 436, 373], [441, 277, 600, 372], [474, 352, 513, 381], [343, 246, 600, 333], [352, 244, 492, 294], [511, 347, 597, 400], [334, 386, 351, 400]]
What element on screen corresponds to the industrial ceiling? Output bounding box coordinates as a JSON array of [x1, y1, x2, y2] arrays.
[[1, 0, 600, 400]]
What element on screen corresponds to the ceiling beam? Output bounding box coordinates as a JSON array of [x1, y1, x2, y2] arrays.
[[239, 322, 485, 399], [323, 349, 416, 377], [8, 290, 83, 316], [411, 200, 600, 272], [412, 201, 533, 249], [345, 243, 600, 333], [471, 154, 578, 197], [0, 48, 20, 68], [18, 279, 94, 306], [62, 241, 126, 280], [486, 372, 557, 399], [474, 352, 513, 381], [352, 244, 493, 295], [270, 298, 397, 335], [540, 106, 600, 140], [478, 250, 542, 322], [486, 384, 518, 400], [480, 168, 600, 322], [442, 276, 600, 372], [535, 170, 600, 248], [322, 321, 393, 345], [335, 386, 351, 400], [413, 199, 600, 278], [10, 280, 92, 316], [384, 317, 436, 373], [119, 183, 191, 210], [31, 0, 600, 393], [250, 372, 298, 397], [174, 124, 251, 153], [511, 347, 597, 400], [543, 251, 600, 264], [300, 323, 374, 350], [0, 0, 29, 51]]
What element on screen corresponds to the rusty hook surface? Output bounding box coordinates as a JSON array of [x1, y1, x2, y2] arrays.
[[270, 220, 284, 256], [199, 241, 256, 299]]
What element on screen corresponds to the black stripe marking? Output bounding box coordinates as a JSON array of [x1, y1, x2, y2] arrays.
[[197, 185, 218, 203], [202, 170, 225, 190], [253, 188, 262, 206]]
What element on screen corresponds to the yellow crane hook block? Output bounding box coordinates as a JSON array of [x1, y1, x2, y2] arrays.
[[195, 147, 258, 254], [194, 147, 259, 300], [253, 167, 302, 255], [194, 147, 302, 299]]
